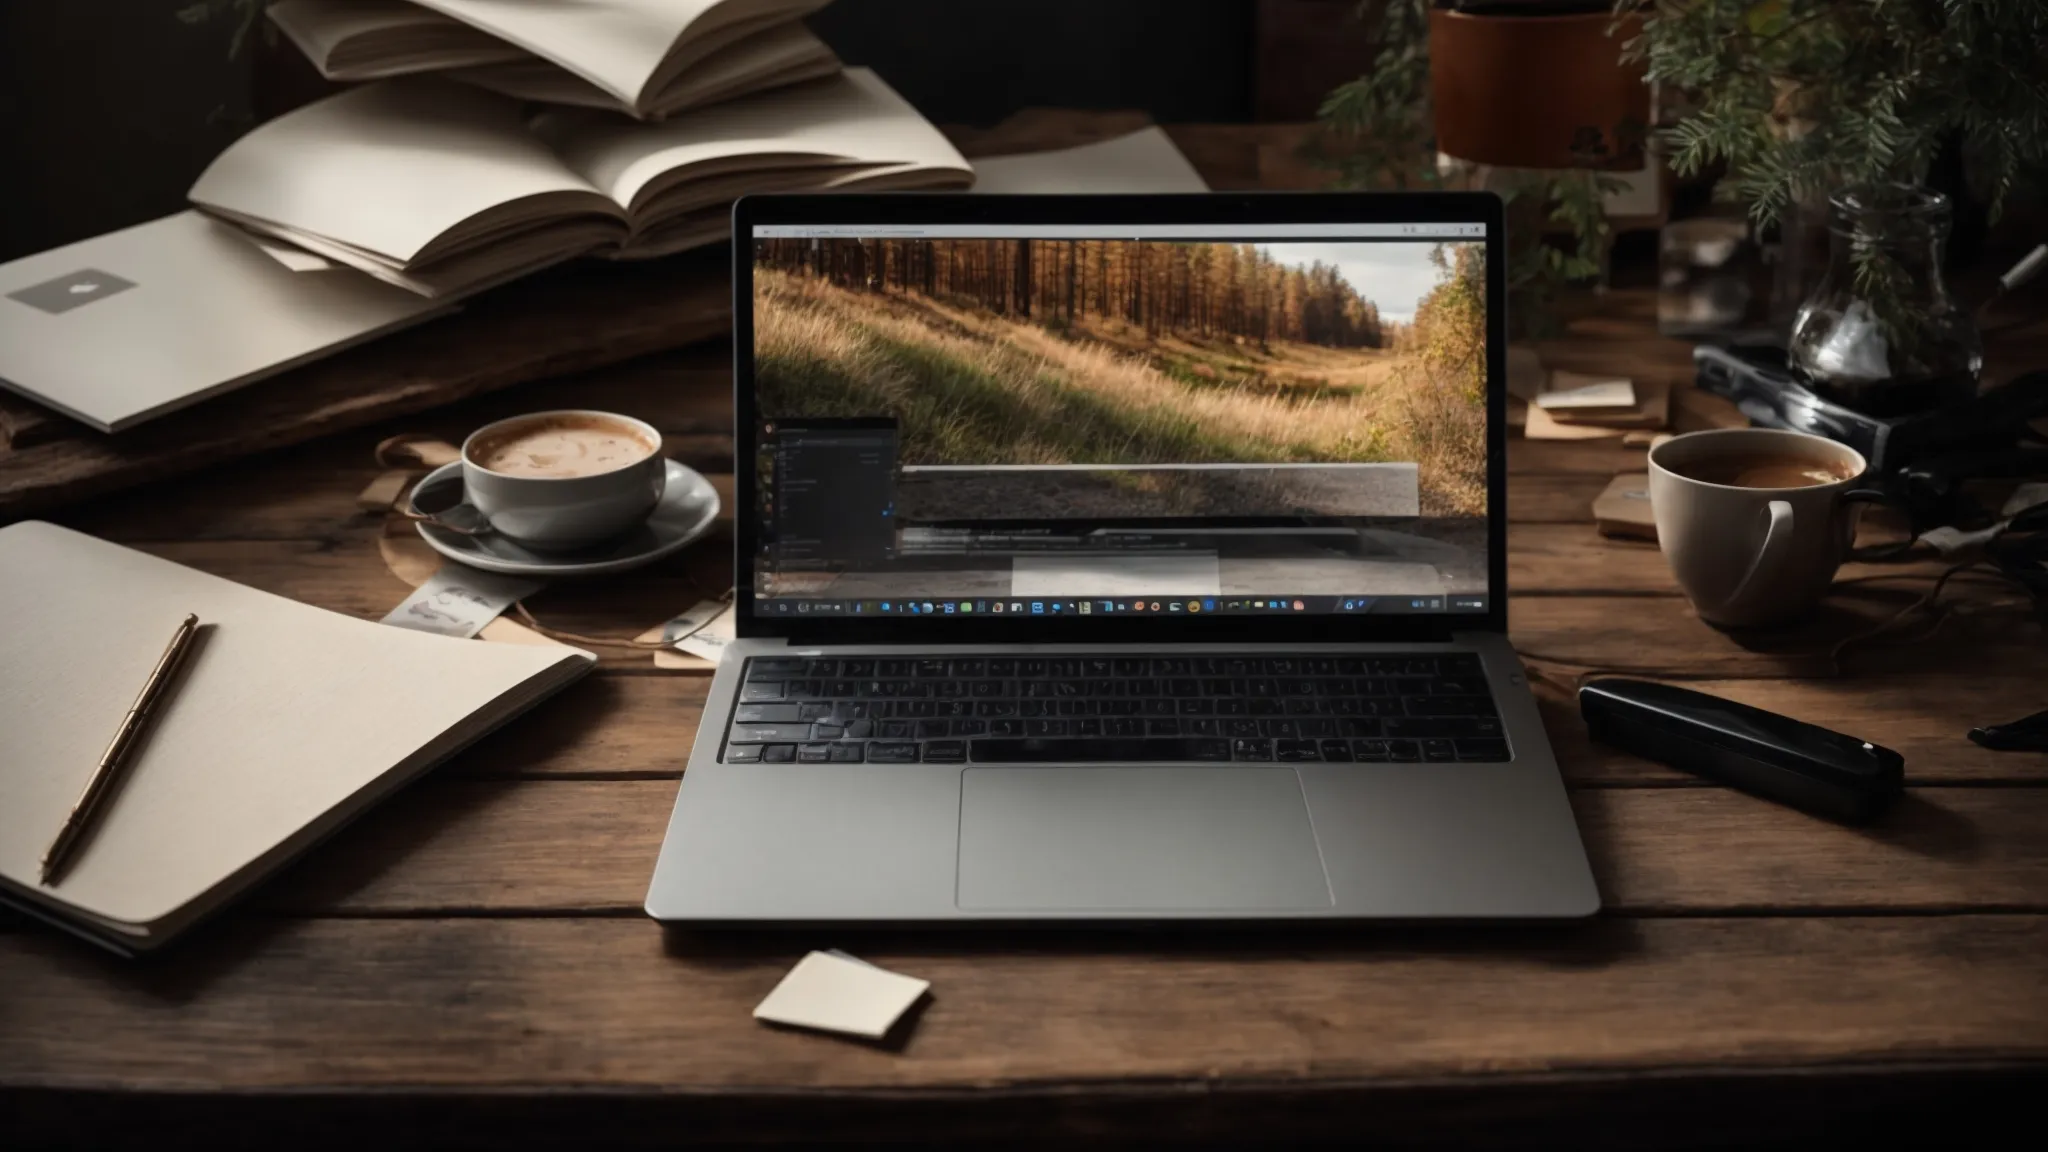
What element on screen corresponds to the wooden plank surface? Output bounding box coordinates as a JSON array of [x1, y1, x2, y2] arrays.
[[4, 110, 2045, 1147], [246, 779, 2048, 917], [5, 917, 2044, 1093]]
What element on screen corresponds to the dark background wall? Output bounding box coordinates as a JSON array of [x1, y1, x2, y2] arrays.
[[0, 0, 1378, 262]]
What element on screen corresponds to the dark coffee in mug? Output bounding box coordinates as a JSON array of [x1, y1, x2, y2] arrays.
[[1670, 452, 1857, 490]]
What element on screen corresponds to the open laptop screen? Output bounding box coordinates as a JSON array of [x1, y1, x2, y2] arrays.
[[744, 220, 1491, 624]]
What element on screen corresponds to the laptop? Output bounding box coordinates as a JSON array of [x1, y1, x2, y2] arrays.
[[646, 192, 1600, 923]]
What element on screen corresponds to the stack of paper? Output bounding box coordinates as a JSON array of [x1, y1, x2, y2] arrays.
[[1523, 371, 1672, 440], [189, 70, 971, 297], [270, 0, 841, 120]]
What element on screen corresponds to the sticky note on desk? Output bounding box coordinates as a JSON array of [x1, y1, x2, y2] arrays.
[[754, 951, 930, 1039]]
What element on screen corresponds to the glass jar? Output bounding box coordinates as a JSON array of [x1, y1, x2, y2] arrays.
[[1787, 184, 1982, 417]]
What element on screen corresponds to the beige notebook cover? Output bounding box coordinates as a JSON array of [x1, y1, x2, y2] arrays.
[[0, 522, 595, 953]]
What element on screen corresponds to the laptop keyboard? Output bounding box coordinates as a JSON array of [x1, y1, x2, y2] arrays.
[[722, 654, 1508, 765]]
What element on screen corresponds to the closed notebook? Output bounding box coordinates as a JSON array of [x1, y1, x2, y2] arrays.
[[0, 212, 453, 432], [0, 521, 595, 954]]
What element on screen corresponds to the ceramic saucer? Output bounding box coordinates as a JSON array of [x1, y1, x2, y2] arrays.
[[409, 459, 720, 577]]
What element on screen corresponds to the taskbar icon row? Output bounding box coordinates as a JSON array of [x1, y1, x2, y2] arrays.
[[756, 595, 1488, 617]]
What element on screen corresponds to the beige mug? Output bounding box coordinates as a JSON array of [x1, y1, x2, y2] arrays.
[[1648, 428, 1881, 628]]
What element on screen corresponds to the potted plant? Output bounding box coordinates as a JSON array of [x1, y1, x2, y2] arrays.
[[1318, 1, 1652, 334], [1632, 0, 2048, 410]]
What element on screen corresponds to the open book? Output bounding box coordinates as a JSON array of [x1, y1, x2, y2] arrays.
[[188, 69, 973, 297], [270, 0, 840, 119], [0, 522, 596, 954]]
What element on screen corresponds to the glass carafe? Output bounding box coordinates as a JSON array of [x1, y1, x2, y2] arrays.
[[1787, 184, 1982, 417]]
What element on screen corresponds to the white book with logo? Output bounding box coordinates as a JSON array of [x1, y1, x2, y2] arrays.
[[0, 212, 453, 433]]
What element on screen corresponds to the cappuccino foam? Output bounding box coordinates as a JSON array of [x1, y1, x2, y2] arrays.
[[473, 418, 656, 479]]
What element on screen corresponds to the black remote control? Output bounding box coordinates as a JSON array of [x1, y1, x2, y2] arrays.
[[1578, 679, 1903, 823]]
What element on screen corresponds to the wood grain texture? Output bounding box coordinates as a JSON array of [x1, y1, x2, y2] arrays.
[[0, 256, 731, 520], [246, 779, 2048, 916], [3, 917, 2044, 1093]]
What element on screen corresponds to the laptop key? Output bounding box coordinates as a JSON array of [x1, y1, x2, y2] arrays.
[[1386, 740, 1424, 762], [922, 740, 967, 763], [739, 683, 784, 702], [1405, 695, 1496, 717], [969, 738, 1232, 763], [735, 704, 802, 724], [829, 743, 865, 763], [1422, 739, 1459, 762], [730, 723, 812, 743], [745, 659, 806, 679], [1351, 739, 1391, 762], [1231, 738, 1274, 761], [1320, 739, 1355, 762], [798, 743, 832, 763], [878, 720, 914, 739], [1275, 739, 1321, 762], [1382, 717, 1504, 740], [989, 718, 1025, 737], [725, 744, 764, 763], [761, 744, 797, 763], [866, 742, 919, 763], [1456, 738, 1511, 761]]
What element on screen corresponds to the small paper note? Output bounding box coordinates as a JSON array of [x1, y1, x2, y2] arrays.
[[381, 567, 543, 639], [666, 599, 734, 662], [754, 951, 930, 1039], [1535, 374, 1635, 410]]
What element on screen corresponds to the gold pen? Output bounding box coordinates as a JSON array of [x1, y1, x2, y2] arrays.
[[40, 613, 201, 886]]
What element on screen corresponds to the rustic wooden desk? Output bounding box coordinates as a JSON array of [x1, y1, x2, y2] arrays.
[[4, 124, 2046, 1146]]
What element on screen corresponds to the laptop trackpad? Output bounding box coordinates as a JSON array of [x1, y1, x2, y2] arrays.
[[956, 768, 1334, 911]]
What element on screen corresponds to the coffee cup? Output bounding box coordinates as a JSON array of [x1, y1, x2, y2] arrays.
[[1648, 428, 1882, 628], [425, 410, 667, 551]]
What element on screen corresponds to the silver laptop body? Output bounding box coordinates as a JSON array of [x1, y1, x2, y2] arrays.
[[647, 192, 1600, 924]]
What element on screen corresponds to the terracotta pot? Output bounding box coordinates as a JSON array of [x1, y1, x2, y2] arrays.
[[1429, 7, 1648, 169]]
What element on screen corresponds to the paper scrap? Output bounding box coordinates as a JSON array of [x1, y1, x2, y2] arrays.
[[2002, 483, 2048, 518], [666, 599, 734, 663], [357, 469, 413, 512], [971, 127, 1209, 194], [241, 231, 335, 272], [1524, 403, 1628, 440], [635, 599, 734, 669], [754, 951, 930, 1039], [381, 567, 543, 639], [1535, 374, 1635, 410]]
